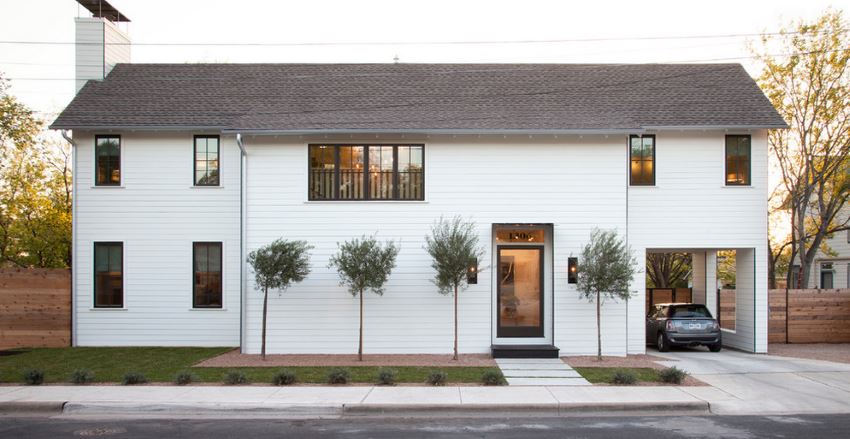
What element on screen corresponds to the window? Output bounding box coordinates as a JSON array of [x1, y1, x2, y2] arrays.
[[94, 242, 123, 307], [725, 135, 751, 185], [669, 305, 712, 318], [193, 242, 222, 308], [95, 135, 121, 186], [629, 135, 655, 185], [790, 264, 801, 289], [194, 135, 220, 186], [308, 144, 424, 200], [821, 263, 834, 289]]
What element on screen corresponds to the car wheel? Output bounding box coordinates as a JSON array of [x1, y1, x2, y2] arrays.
[[657, 333, 670, 352], [708, 343, 722, 352]]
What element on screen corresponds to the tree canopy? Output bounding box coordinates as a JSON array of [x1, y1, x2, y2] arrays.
[[328, 235, 398, 296], [247, 239, 312, 293], [424, 216, 484, 295]]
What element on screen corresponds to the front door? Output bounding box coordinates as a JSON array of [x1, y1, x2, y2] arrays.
[[497, 246, 544, 337]]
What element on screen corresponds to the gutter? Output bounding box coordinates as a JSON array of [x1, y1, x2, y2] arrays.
[[60, 130, 77, 347], [236, 134, 247, 353]]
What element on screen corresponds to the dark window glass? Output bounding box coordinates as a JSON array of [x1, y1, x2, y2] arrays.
[[193, 242, 222, 308], [308, 145, 424, 201], [194, 136, 220, 186], [94, 242, 123, 307], [629, 135, 655, 185], [309, 145, 335, 200], [669, 305, 712, 318], [95, 136, 121, 186], [725, 135, 751, 185]]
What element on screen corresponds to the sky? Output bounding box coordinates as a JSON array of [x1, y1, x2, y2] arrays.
[[0, 0, 844, 116]]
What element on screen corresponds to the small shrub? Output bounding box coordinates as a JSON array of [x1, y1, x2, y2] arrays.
[[481, 369, 506, 386], [122, 372, 147, 385], [611, 369, 637, 385], [70, 368, 95, 385], [658, 366, 688, 384], [426, 370, 448, 386], [272, 369, 297, 386], [22, 369, 44, 385], [223, 370, 248, 385], [376, 368, 397, 386], [327, 368, 351, 385], [174, 370, 196, 385]]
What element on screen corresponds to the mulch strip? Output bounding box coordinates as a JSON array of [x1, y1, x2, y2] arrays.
[[194, 350, 497, 368]]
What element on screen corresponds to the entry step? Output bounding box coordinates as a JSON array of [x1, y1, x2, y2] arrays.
[[491, 344, 560, 358]]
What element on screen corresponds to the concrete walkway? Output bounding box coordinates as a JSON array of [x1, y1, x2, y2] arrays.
[[0, 385, 707, 418], [653, 348, 850, 415], [496, 358, 590, 386]]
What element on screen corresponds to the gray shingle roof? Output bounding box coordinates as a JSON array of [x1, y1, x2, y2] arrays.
[[50, 63, 787, 131]]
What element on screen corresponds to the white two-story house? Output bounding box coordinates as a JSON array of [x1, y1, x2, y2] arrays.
[[51, 10, 786, 357]]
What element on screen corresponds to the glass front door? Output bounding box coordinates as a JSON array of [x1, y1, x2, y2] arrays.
[[497, 246, 544, 337]]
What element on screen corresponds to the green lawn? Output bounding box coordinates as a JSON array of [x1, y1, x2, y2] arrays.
[[573, 367, 662, 384], [0, 347, 495, 385]]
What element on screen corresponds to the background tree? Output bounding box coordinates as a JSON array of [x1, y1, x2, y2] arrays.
[[328, 235, 398, 361], [247, 239, 312, 359], [576, 228, 637, 361], [645, 253, 691, 288], [753, 10, 850, 288], [0, 74, 71, 268], [424, 216, 484, 360]]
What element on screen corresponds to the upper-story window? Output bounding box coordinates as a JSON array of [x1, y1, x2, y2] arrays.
[[95, 135, 121, 186], [194, 135, 220, 186], [308, 144, 424, 201], [629, 135, 655, 186], [725, 135, 751, 186]]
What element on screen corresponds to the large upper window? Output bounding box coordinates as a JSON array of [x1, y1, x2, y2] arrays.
[[95, 135, 121, 186], [94, 242, 123, 308], [725, 135, 751, 185], [194, 135, 220, 186], [629, 135, 655, 186], [193, 242, 222, 308], [308, 144, 424, 200]]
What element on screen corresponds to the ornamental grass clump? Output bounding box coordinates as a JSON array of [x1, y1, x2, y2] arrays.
[[122, 372, 147, 385], [481, 369, 506, 386], [22, 369, 44, 385], [70, 368, 95, 385], [272, 369, 297, 386], [658, 366, 688, 384], [174, 370, 196, 385], [327, 368, 351, 384], [376, 367, 397, 386], [611, 369, 637, 385], [426, 370, 448, 386], [223, 370, 249, 385]]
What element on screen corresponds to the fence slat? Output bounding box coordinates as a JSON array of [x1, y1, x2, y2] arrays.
[[0, 268, 70, 350]]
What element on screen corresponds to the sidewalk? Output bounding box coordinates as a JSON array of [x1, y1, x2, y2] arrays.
[[0, 385, 709, 418]]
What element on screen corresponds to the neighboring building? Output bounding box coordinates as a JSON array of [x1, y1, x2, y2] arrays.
[[792, 205, 850, 289], [51, 6, 786, 356]]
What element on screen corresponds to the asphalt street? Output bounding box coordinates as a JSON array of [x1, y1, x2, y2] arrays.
[[1, 414, 849, 438]]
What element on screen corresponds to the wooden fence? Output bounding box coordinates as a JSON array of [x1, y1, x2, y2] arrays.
[[0, 268, 71, 350], [645, 288, 693, 312], [769, 288, 850, 344]]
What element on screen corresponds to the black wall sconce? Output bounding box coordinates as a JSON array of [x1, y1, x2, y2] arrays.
[[467, 262, 478, 285], [568, 257, 578, 284]]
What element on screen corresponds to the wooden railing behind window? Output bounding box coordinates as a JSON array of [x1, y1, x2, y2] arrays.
[[399, 171, 423, 200], [309, 169, 335, 200]]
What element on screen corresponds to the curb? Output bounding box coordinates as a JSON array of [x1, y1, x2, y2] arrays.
[[0, 401, 66, 414], [343, 401, 710, 416], [62, 402, 342, 417]]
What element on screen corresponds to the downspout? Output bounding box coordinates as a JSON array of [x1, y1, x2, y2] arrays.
[[61, 130, 77, 347], [236, 134, 247, 353]]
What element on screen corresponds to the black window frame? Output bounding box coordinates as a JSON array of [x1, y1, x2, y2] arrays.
[[93, 241, 123, 308], [94, 135, 122, 186], [629, 134, 656, 186], [725, 135, 751, 186], [193, 135, 221, 187], [192, 242, 223, 309], [307, 144, 425, 201]]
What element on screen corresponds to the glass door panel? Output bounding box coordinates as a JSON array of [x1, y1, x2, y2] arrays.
[[497, 247, 544, 337]]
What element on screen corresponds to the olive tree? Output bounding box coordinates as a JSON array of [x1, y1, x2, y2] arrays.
[[328, 235, 399, 361], [424, 216, 485, 360], [576, 228, 637, 361], [247, 239, 312, 360]]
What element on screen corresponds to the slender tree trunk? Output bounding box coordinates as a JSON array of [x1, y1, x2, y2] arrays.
[[596, 290, 602, 361], [358, 289, 364, 361], [453, 284, 458, 361], [261, 286, 268, 360]]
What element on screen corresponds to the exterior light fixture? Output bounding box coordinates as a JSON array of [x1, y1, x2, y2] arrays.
[[467, 262, 478, 285], [568, 257, 578, 284]]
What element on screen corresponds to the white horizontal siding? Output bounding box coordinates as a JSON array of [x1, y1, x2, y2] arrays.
[[73, 132, 240, 347]]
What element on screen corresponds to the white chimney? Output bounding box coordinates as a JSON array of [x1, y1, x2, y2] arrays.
[[75, 1, 131, 93]]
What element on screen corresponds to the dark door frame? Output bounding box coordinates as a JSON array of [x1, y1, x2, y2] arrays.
[[496, 245, 545, 338]]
